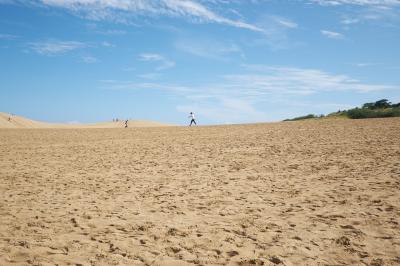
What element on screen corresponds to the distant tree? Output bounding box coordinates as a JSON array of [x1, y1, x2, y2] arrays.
[[362, 102, 375, 109], [374, 99, 391, 109], [285, 99, 400, 121], [283, 114, 317, 121]]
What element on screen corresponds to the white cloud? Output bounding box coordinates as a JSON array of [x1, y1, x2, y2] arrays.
[[102, 64, 398, 122], [339, 7, 400, 27], [176, 98, 266, 124], [139, 53, 175, 70], [355, 62, 374, 67], [101, 41, 114, 47], [137, 73, 161, 80], [97, 29, 127, 35], [82, 55, 98, 63], [236, 65, 395, 93], [175, 38, 243, 60], [248, 15, 300, 51], [341, 18, 360, 24], [0, 33, 18, 40], [28, 40, 86, 55], [139, 53, 164, 61], [273, 17, 298, 28], [313, 0, 400, 26], [311, 0, 400, 6], [321, 30, 344, 39], [105, 64, 398, 95], [85, 23, 128, 35], [24, 0, 264, 32], [122, 67, 136, 72]]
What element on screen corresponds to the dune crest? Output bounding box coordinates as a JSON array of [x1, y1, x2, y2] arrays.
[[0, 112, 173, 128], [0, 112, 55, 128]]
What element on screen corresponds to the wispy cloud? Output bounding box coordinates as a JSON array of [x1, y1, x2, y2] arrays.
[[236, 64, 395, 93], [0, 33, 18, 40], [273, 17, 298, 28], [321, 30, 344, 39], [122, 67, 136, 72], [137, 73, 161, 80], [101, 64, 398, 122], [101, 41, 114, 47], [341, 18, 360, 24], [28, 40, 86, 55], [95, 29, 127, 35], [82, 55, 98, 63], [104, 65, 397, 95], [175, 38, 243, 60], [248, 15, 300, 50], [85, 23, 128, 35], [23, 0, 263, 33], [176, 98, 266, 124], [311, 0, 400, 7], [355, 62, 374, 67], [139, 53, 175, 71], [313, 0, 400, 26]]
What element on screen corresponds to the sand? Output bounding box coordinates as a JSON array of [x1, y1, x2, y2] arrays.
[[0, 113, 57, 129], [0, 118, 399, 265], [0, 113, 172, 129]]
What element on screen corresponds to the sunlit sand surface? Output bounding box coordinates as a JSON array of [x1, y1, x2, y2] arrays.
[[0, 118, 399, 265], [0, 112, 172, 129]]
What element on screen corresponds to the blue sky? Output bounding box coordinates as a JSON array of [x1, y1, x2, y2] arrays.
[[1, 0, 400, 125]]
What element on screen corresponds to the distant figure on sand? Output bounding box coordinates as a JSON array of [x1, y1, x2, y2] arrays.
[[189, 112, 197, 126], [8, 117, 11, 122], [125, 120, 128, 128]]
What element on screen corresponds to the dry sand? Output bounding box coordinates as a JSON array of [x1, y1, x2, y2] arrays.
[[0, 113, 172, 129], [0, 118, 399, 265], [0, 113, 57, 129]]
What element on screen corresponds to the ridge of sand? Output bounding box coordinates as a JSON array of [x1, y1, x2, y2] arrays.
[[0, 112, 57, 128], [0, 112, 173, 128]]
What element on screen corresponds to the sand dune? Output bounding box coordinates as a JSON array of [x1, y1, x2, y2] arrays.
[[0, 112, 57, 128], [0, 112, 172, 128], [0, 118, 399, 265], [80, 120, 174, 128]]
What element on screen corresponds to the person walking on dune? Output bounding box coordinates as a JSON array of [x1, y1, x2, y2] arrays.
[[124, 120, 128, 128], [189, 112, 197, 126]]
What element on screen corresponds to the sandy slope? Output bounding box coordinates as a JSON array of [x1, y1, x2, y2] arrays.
[[0, 112, 172, 128], [80, 120, 173, 128], [0, 112, 57, 128], [0, 118, 399, 265]]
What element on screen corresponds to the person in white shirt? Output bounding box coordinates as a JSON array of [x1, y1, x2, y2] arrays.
[[189, 112, 197, 126]]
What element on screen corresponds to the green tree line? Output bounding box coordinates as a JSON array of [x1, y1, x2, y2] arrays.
[[284, 99, 400, 121]]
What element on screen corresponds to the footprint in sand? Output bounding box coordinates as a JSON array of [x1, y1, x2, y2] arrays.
[[335, 236, 351, 246], [226, 250, 239, 257]]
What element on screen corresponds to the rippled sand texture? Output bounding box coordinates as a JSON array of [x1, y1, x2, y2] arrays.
[[1, 118, 399, 265]]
